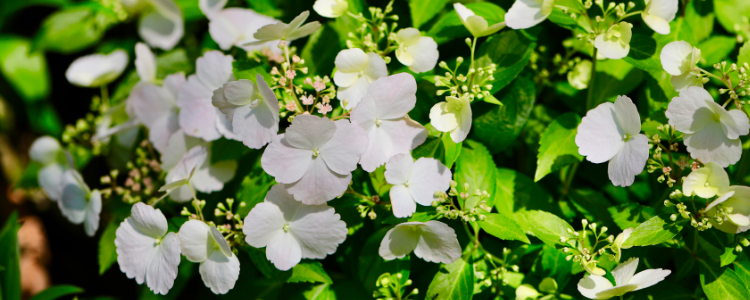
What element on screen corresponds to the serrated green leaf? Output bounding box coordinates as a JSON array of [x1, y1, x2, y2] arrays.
[[733, 261, 750, 286], [288, 261, 333, 284], [409, 0, 449, 29], [720, 246, 738, 267], [700, 260, 750, 300], [534, 113, 582, 181], [455, 140, 497, 208], [426, 256, 474, 300], [29, 285, 83, 300], [607, 203, 656, 230], [535, 245, 573, 289], [523, 210, 574, 246], [478, 213, 530, 243], [622, 214, 686, 247], [473, 75, 536, 153]]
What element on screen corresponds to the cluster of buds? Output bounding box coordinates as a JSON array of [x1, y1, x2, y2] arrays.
[[433, 181, 491, 222], [733, 235, 750, 253], [373, 272, 417, 300], [479, 248, 521, 295], [434, 58, 496, 103], [717, 61, 750, 101], [646, 124, 682, 187], [100, 140, 163, 204], [560, 219, 614, 275], [357, 202, 378, 220], [346, 0, 399, 56], [665, 199, 712, 231], [62, 112, 102, 155]]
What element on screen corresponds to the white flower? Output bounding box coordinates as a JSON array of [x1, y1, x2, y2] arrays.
[[504, 0, 554, 30], [177, 220, 240, 294], [248, 11, 321, 45], [660, 41, 703, 91], [135, 42, 157, 83], [199, 0, 227, 19], [243, 184, 347, 271], [128, 73, 186, 153], [575, 95, 649, 187], [30, 136, 68, 201], [92, 102, 139, 148], [212, 74, 279, 149], [642, 0, 678, 35], [682, 162, 729, 198], [454, 3, 507, 35], [384, 154, 451, 218], [429, 95, 472, 143], [594, 22, 633, 60], [665, 87, 749, 167], [610, 228, 633, 262], [160, 129, 206, 171], [333, 48, 387, 109], [164, 145, 237, 202], [177, 51, 236, 141], [313, 0, 349, 18], [208, 8, 281, 53], [578, 257, 670, 299], [568, 60, 592, 90], [705, 186, 750, 234], [115, 203, 181, 295], [136, 0, 184, 50], [379, 221, 461, 264], [394, 28, 439, 73], [59, 170, 102, 237], [350, 73, 427, 172], [261, 115, 369, 204], [65, 50, 128, 87]]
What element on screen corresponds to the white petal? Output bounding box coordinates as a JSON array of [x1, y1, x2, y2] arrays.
[[243, 201, 286, 248], [384, 153, 414, 185], [196, 51, 235, 90], [129, 201, 169, 239], [177, 220, 211, 262], [200, 251, 240, 294], [380, 116, 427, 154], [199, 0, 227, 18], [334, 48, 368, 73], [430, 102, 459, 132], [450, 101, 472, 143], [408, 158, 452, 206], [38, 163, 66, 201], [614, 95, 641, 136], [358, 126, 393, 173], [379, 223, 419, 260], [643, 15, 671, 35], [576, 102, 625, 164], [208, 8, 277, 51], [684, 124, 743, 167], [362, 52, 388, 82], [166, 145, 209, 187], [314, 0, 348, 18], [289, 202, 347, 259], [337, 76, 370, 109], [84, 190, 102, 237], [149, 113, 180, 153], [261, 135, 313, 183], [284, 115, 336, 150], [145, 232, 181, 295], [453, 3, 475, 22], [643, 0, 677, 34], [629, 268, 671, 291], [30, 136, 62, 165], [612, 257, 639, 286], [362, 73, 418, 120], [115, 219, 158, 285], [59, 171, 88, 224], [135, 42, 156, 82], [319, 120, 369, 174], [285, 157, 351, 204], [66, 50, 128, 87], [505, 0, 552, 29], [683, 161, 729, 198], [333, 71, 360, 88], [232, 102, 279, 149], [390, 184, 417, 218], [266, 231, 301, 271], [577, 275, 614, 299], [665, 86, 715, 134], [177, 75, 222, 141], [405, 37, 439, 73], [671, 72, 704, 91], [705, 191, 735, 212], [129, 82, 177, 129], [720, 108, 750, 140], [139, 0, 184, 50], [413, 221, 461, 264], [608, 134, 649, 187], [160, 130, 205, 171], [191, 159, 236, 193], [594, 34, 630, 60]]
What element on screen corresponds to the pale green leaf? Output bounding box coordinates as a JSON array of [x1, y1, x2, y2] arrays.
[[0, 37, 49, 102], [98, 218, 119, 275], [455, 140, 497, 208], [473, 75, 536, 153], [288, 261, 333, 284], [523, 210, 574, 246], [478, 213, 530, 243], [409, 0, 449, 29], [622, 214, 686, 247], [426, 256, 474, 300], [700, 260, 750, 300], [534, 113, 582, 181], [29, 285, 83, 300], [607, 203, 656, 231]]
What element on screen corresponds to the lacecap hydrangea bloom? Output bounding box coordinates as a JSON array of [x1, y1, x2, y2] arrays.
[[333, 48, 387, 110], [577, 257, 670, 299], [393, 28, 439, 73], [177, 220, 240, 294], [660, 41, 704, 91], [595, 22, 633, 60], [430, 95, 472, 143], [384, 154, 451, 218], [379, 221, 461, 264], [212, 74, 279, 149], [164, 145, 237, 202]]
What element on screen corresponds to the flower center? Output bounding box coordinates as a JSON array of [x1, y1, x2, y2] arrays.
[[282, 224, 290, 232], [313, 149, 320, 157], [705, 182, 711, 187], [623, 133, 631, 141], [375, 119, 382, 127], [712, 113, 721, 122]]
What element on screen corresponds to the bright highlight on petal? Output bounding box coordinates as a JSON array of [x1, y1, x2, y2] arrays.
[[642, 0, 678, 35], [313, 0, 349, 18], [378, 221, 461, 264], [504, 0, 554, 30], [66, 50, 128, 87], [660, 41, 703, 91], [594, 22, 633, 60]]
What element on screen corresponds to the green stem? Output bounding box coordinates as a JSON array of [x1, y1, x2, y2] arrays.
[[559, 162, 579, 201], [585, 47, 598, 110], [188, 183, 205, 221], [101, 85, 109, 108]]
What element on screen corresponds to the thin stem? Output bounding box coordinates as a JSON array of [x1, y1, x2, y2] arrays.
[[188, 183, 205, 221], [101, 85, 110, 108], [468, 37, 478, 89], [559, 162, 579, 201], [585, 47, 598, 110], [615, 11, 642, 23]]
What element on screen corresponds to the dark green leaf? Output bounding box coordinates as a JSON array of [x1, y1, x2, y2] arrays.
[[493, 168, 557, 233], [734, 261, 750, 286], [534, 113, 582, 181], [0, 212, 20, 300], [455, 140, 497, 208], [29, 285, 83, 300], [98, 218, 120, 275], [301, 24, 341, 77], [288, 261, 333, 284], [473, 75, 536, 153], [569, 189, 616, 230], [700, 260, 750, 300], [409, 0, 449, 29], [534, 244, 573, 289], [478, 30, 536, 94], [478, 213, 530, 243], [622, 214, 686, 247], [588, 59, 644, 108], [426, 256, 474, 300], [210, 138, 251, 164], [358, 228, 410, 295], [607, 203, 656, 230]]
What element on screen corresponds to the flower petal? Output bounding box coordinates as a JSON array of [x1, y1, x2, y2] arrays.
[[285, 157, 352, 204], [177, 219, 211, 263], [380, 116, 427, 154], [243, 199, 286, 248], [614, 95, 641, 136], [30, 136, 62, 165], [139, 0, 184, 50], [337, 76, 370, 109], [390, 184, 417, 218], [364, 73, 418, 120], [333, 71, 360, 88], [59, 171, 88, 224], [670, 72, 704, 91], [719, 108, 750, 140], [408, 158, 452, 206], [199, 0, 227, 18], [629, 268, 671, 291], [115, 219, 158, 284], [190, 159, 237, 194], [145, 232, 181, 295], [611, 257, 639, 286], [594, 33, 630, 59], [38, 163, 66, 201], [379, 223, 419, 260], [160, 130, 205, 171], [334, 48, 368, 73], [199, 251, 240, 294], [413, 221, 461, 264], [284, 115, 336, 150], [505, 0, 552, 29], [363, 53, 387, 82], [357, 126, 393, 173], [289, 203, 347, 259], [196, 51, 235, 91], [135, 42, 156, 82], [129, 202, 169, 239], [608, 134, 649, 187], [577, 275, 614, 299], [665, 86, 715, 134], [430, 102, 459, 132], [450, 101, 472, 143], [384, 153, 414, 185], [266, 231, 301, 271], [683, 124, 742, 167], [84, 190, 102, 237], [576, 102, 625, 164], [319, 120, 369, 175], [261, 135, 313, 184], [66, 50, 128, 87], [177, 75, 222, 141], [405, 37, 439, 73]]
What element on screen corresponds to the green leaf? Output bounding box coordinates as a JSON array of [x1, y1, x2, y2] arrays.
[[288, 261, 333, 284], [473, 75, 536, 153], [174, 0, 202, 21], [409, 0, 449, 29], [98, 218, 120, 275], [235, 156, 275, 216], [245, 0, 283, 18], [426, 256, 474, 300], [478, 213, 530, 243], [0, 36, 49, 102], [622, 214, 686, 247], [607, 203, 656, 230], [413, 134, 444, 161], [455, 140, 497, 208], [34, 3, 118, 53], [358, 228, 410, 295], [699, 260, 750, 300], [588, 59, 644, 108], [738, 42, 750, 69], [382, 211, 440, 225], [569, 189, 616, 230], [734, 261, 750, 286], [720, 246, 738, 267], [0, 211, 21, 300], [477, 30, 536, 94], [698, 36, 737, 67], [210, 138, 250, 164], [535, 245, 573, 289], [493, 168, 557, 233], [714, 0, 750, 40], [684, 0, 714, 43], [0, 0, 69, 30], [29, 285, 84, 300], [14, 162, 41, 189], [155, 48, 193, 79], [534, 113, 582, 181], [301, 24, 341, 77], [442, 134, 462, 169], [244, 246, 291, 280], [523, 210, 574, 246], [427, 2, 505, 45]]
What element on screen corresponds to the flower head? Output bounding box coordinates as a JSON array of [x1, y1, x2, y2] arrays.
[[314, 0, 349, 18], [128, 73, 186, 153], [384, 154, 451, 218], [66, 50, 128, 87], [212, 74, 280, 149], [115, 203, 181, 295], [429, 95, 472, 143], [705, 186, 750, 233], [394, 28, 439, 73], [578, 257, 670, 299], [642, 0, 678, 35], [660, 41, 703, 91], [682, 162, 729, 198], [575, 95, 649, 187], [665, 87, 749, 167], [379, 221, 461, 264], [261, 115, 369, 204], [250, 11, 321, 44], [177, 220, 240, 294], [59, 170, 102, 236], [333, 48, 387, 109], [350, 73, 427, 172], [208, 8, 281, 53], [594, 22, 633, 60], [504, 0, 554, 30], [164, 145, 237, 202], [454, 3, 507, 35], [243, 184, 347, 270]]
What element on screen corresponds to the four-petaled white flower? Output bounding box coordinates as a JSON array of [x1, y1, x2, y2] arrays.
[[379, 221, 461, 264], [430, 95, 472, 143], [129, 73, 186, 153], [504, 0, 554, 30], [705, 186, 750, 234], [115, 202, 181, 295], [350, 73, 427, 172], [665, 87, 750, 167], [660, 41, 703, 91], [454, 3, 506, 36], [384, 154, 451, 218], [135, 42, 157, 83], [248, 11, 321, 45], [642, 0, 678, 35], [66, 50, 128, 88], [682, 161, 729, 198], [164, 145, 237, 202], [394, 28, 439, 73], [177, 220, 240, 294], [243, 184, 348, 271], [177, 51, 237, 141], [313, 0, 349, 18], [576, 95, 649, 187], [594, 22, 633, 60], [59, 170, 102, 237], [333, 48, 387, 110], [30, 136, 69, 202], [121, 0, 184, 50], [212, 74, 279, 149], [578, 257, 670, 299], [208, 8, 281, 53], [261, 115, 368, 204]]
